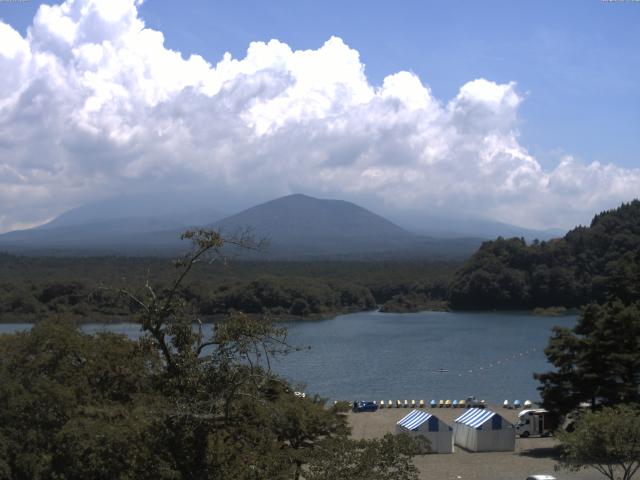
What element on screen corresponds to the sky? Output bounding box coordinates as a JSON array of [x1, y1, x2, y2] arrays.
[[0, 0, 638, 233]]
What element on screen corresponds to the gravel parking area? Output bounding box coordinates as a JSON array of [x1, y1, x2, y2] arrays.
[[347, 405, 602, 480]]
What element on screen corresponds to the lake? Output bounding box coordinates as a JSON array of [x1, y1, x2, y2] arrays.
[[0, 310, 576, 403]]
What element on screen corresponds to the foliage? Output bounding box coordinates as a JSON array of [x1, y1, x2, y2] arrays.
[[535, 300, 640, 415], [0, 253, 458, 323], [0, 320, 167, 479], [450, 200, 640, 309], [305, 433, 429, 480], [556, 405, 640, 480], [0, 230, 427, 479], [204, 276, 376, 318]]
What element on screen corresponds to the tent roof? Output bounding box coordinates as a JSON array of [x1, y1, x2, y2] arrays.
[[397, 410, 433, 430], [454, 408, 499, 428]]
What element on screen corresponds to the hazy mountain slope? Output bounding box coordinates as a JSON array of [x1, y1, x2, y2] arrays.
[[213, 194, 409, 241], [0, 192, 224, 252], [39, 193, 224, 229], [0, 193, 481, 259], [208, 194, 481, 259], [394, 214, 565, 241]]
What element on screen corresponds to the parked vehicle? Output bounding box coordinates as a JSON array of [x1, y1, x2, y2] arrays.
[[526, 475, 556, 480], [352, 401, 378, 413], [465, 396, 485, 408], [516, 409, 558, 438]]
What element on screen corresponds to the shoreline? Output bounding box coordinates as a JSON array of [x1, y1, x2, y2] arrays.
[[0, 304, 580, 325], [348, 406, 599, 480]]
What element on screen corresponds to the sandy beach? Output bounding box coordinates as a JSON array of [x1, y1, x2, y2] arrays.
[[348, 405, 602, 480]]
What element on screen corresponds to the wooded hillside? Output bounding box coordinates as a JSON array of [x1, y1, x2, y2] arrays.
[[449, 200, 640, 309]]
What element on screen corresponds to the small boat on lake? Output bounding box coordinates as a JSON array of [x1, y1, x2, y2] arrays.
[[431, 368, 449, 373]]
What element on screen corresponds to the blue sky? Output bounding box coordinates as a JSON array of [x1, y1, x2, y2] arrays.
[[4, 0, 637, 168], [0, 0, 638, 231], [141, 0, 640, 170]]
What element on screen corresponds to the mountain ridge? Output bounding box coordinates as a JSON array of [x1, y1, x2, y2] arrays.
[[0, 193, 557, 259]]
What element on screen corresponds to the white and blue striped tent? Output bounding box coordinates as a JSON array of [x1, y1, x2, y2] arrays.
[[396, 410, 453, 453], [453, 408, 515, 452]]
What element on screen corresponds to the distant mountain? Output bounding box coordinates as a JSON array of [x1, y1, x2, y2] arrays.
[[0, 193, 481, 259], [208, 194, 481, 259], [393, 214, 565, 241], [214, 193, 408, 243], [38, 193, 224, 230], [0, 192, 225, 254]]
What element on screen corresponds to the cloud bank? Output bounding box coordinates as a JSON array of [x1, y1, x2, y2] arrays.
[[0, 0, 638, 233]]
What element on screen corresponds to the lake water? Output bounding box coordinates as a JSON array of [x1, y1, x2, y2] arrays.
[[0, 310, 576, 403]]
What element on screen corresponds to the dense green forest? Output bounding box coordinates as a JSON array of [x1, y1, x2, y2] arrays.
[[0, 254, 456, 323], [449, 200, 640, 310]]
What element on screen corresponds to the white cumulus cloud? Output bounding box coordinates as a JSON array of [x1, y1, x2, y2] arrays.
[[0, 0, 638, 233]]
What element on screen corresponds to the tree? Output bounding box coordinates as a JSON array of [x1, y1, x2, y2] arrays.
[[450, 200, 640, 310], [556, 405, 640, 480], [0, 229, 428, 479], [305, 433, 429, 480], [0, 320, 167, 479], [535, 300, 640, 415]]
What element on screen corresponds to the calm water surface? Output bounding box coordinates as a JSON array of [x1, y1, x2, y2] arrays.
[[274, 310, 577, 403], [0, 310, 576, 403]]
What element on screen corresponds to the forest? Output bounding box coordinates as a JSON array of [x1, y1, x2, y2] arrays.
[[449, 200, 640, 310], [2, 201, 640, 323], [0, 254, 456, 323]]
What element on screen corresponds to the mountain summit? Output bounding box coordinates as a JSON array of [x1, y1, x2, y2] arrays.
[[0, 193, 481, 258], [214, 193, 410, 241], [205, 193, 433, 257]]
